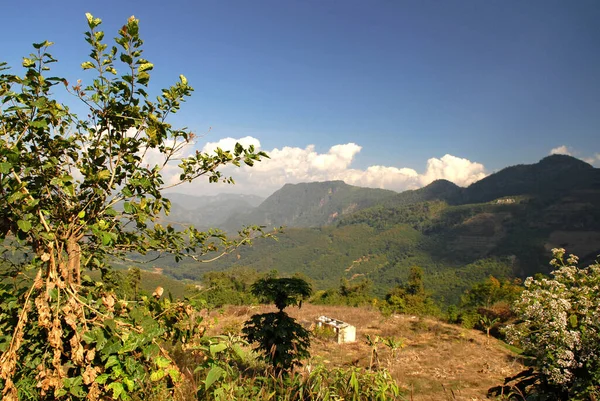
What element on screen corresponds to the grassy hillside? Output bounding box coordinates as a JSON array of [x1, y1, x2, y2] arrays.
[[209, 304, 525, 400]]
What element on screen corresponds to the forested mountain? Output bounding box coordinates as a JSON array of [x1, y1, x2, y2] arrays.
[[160, 192, 264, 229], [382, 154, 600, 207], [223, 180, 397, 230], [461, 154, 599, 204], [153, 155, 600, 305]]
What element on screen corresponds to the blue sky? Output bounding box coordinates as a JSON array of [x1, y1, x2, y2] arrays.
[[2, 1, 599, 195]]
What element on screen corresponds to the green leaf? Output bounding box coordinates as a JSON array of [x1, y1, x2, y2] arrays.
[[106, 382, 124, 400], [231, 343, 246, 360], [97, 170, 111, 180], [22, 58, 35, 68], [205, 366, 225, 391], [30, 120, 48, 129], [33, 41, 52, 49], [209, 343, 227, 357], [17, 220, 32, 233], [150, 370, 165, 382], [95, 374, 109, 384], [167, 368, 180, 382], [569, 314, 578, 328], [155, 356, 171, 368], [138, 62, 154, 72], [123, 377, 135, 391], [101, 232, 113, 246], [105, 355, 120, 369], [123, 202, 133, 213], [0, 162, 12, 174], [81, 61, 95, 70]]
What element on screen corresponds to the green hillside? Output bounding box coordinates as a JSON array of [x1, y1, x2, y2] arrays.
[[223, 180, 397, 230], [156, 156, 600, 305]]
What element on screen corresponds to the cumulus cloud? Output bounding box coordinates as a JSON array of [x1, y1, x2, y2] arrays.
[[419, 154, 486, 187], [201, 136, 261, 154], [154, 136, 488, 196], [548, 145, 600, 167], [583, 153, 600, 167], [550, 145, 572, 156]]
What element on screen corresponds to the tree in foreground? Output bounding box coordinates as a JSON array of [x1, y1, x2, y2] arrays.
[[242, 277, 312, 374], [0, 13, 266, 400], [499, 249, 600, 400]]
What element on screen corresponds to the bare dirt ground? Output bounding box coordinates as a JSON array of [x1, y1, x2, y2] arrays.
[[208, 304, 525, 401]]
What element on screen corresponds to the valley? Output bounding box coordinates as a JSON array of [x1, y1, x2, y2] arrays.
[[149, 155, 600, 306]]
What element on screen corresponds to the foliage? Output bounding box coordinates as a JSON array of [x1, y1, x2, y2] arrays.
[[504, 249, 600, 400], [382, 337, 405, 363], [454, 275, 522, 333], [459, 276, 522, 311], [196, 362, 402, 401], [225, 180, 396, 230], [243, 277, 312, 373], [200, 268, 260, 308], [242, 312, 311, 374], [0, 13, 266, 400], [250, 277, 312, 311], [383, 266, 439, 316], [0, 275, 204, 400], [313, 278, 374, 307]]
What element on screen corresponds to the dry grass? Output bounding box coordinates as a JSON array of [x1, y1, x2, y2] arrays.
[[208, 304, 525, 401]]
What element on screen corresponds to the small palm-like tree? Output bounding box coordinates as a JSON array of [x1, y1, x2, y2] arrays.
[[365, 334, 380, 370], [479, 315, 500, 338], [383, 336, 405, 362], [243, 277, 312, 374]]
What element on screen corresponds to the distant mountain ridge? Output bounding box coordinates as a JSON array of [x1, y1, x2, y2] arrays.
[[162, 155, 599, 231], [149, 155, 600, 305], [461, 155, 598, 204], [383, 155, 599, 207], [223, 180, 397, 230], [161, 192, 264, 229]]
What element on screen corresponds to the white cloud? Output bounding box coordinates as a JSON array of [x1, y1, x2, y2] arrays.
[[158, 137, 488, 196], [201, 136, 261, 154], [550, 145, 572, 156], [419, 154, 487, 187], [583, 153, 600, 167], [548, 145, 600, 167]]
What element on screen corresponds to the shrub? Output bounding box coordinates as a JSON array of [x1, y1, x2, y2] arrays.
[[504, 249, 600, 399]]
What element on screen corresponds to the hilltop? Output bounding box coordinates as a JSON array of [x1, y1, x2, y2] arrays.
[[223, 180, 397, 230]]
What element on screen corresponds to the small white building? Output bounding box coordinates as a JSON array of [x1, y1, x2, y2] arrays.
[[315, 315, 356, 344]]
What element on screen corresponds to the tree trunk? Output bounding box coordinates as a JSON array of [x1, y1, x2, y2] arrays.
[[66, 238, 81, 286]]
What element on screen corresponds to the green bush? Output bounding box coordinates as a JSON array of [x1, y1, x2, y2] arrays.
[[504, 249, 600, 400]]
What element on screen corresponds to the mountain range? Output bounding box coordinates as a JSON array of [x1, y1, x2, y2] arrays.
[[157, 155, 600, 304]]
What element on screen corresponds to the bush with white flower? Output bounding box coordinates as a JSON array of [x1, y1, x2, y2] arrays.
[[504, 248, 600, 399]]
